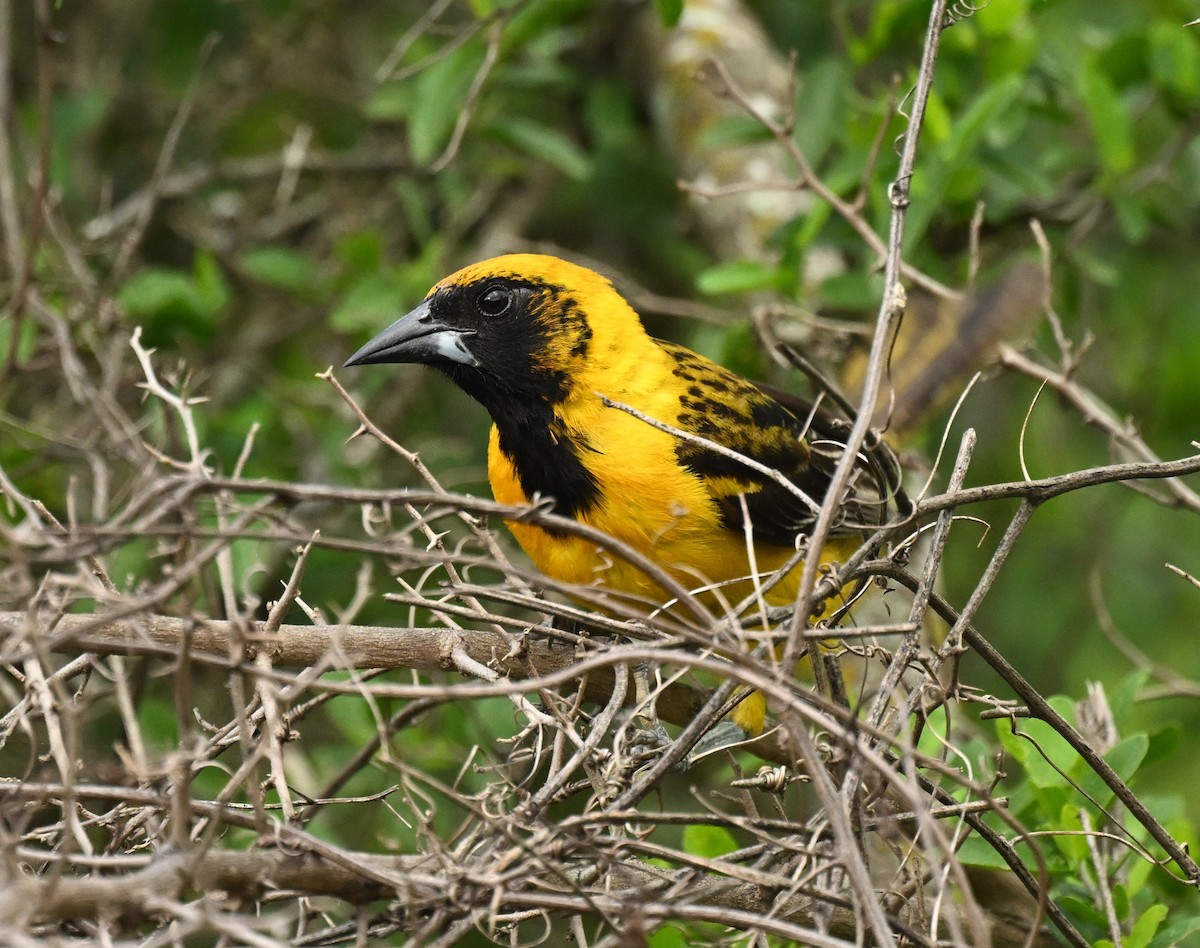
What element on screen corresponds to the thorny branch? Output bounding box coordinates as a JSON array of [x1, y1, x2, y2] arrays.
[[3, 3, 1199, 947], [783, 0, 950, 677], [3, 355, 1199, 942]]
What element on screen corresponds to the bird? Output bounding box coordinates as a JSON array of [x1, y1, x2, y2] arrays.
[[344, 253, 903, 735]]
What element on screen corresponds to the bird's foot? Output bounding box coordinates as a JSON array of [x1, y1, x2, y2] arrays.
[[625, 711, 672, 762]]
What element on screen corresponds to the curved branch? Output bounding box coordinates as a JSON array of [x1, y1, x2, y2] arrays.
[[0, 794, 1057, 946]]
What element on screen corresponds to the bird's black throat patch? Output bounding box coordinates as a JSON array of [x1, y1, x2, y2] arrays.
[[492, 400, 601, 519]]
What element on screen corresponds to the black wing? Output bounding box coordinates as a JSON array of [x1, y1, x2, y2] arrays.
[[660, 341, 903, 548]]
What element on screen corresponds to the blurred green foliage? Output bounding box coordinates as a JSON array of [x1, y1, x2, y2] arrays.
[[936, 675, 1196, 946], [6, 0, 1200, 940]]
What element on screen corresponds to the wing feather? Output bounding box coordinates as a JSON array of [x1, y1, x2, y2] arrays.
[[659, 341, 902, 548]]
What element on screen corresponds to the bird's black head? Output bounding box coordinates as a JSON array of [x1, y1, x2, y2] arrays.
[[343, 254, 633, 418]]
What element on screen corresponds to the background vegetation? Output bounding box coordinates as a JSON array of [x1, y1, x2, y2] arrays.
[[2, 0, 1200, 945]]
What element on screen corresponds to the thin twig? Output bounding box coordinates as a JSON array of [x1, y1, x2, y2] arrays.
[[786, 0, 951, 674]]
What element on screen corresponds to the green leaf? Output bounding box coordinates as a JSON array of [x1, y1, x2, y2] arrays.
[[1053, 806, 1087, 864], [133, 695, 178, 747], [582, 79, 639, 152], [792, 198, 832, 251], [193, 249, 232, 315], [1104, 734, 1149, 782], [1127, 903, 1168, 948], [996, 713, 1081, 790], [955, 834, 1015, 871], [1114, 191, 1150, 243], [44, 87, 111, 200], [648, 926, 691, 948], [686, 322, 762, 379], [1152, 913, 1200, 948], [1074, 247, 1121, 286], [119, 268, 203, 318], [1143, 721, 1181, 769], [976, 0, 1030, 35], [651, 0, 683, 28], [1076, 734, 1149, 810], [491, 117, 591, 180], [0, 310, 39, 367], [1077, 60, 1135, 179], [365, 82, 411, 122], [920, 87, 953, 145], [794, 57, 850, 166], [1148, 20, 1200, 101], [334, 230, 384, 275], [696, 260, 782, 296], [943, 73, 1023, 166], [696, 114, 773, 150], [681, 824, 737, 859], [1124, 841, 1153, 900], [331, 273, 409, 334], [1058, 894, 1107, 931], [395, 179, 437, 244], [408, 39, 487, 165], [1105, 668, 1151, 722], [915, 705, 952, 760], [818, 270, 884, 310], [239, 246, 324, 298], [118, 251, 230, 339]]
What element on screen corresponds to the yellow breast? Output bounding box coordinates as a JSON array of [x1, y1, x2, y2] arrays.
[[486, 404, 824, 613]]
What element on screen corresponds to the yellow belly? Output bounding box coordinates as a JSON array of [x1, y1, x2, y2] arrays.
[[486, 425, 827, 609], [486, 425, 852, 734]]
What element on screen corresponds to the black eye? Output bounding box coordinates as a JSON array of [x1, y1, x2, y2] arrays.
[[477, 284, 514, 317]]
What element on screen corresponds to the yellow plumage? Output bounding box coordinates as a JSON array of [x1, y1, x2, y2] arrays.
[[346, 254, 901, 735], [484, 340, 831, 609]]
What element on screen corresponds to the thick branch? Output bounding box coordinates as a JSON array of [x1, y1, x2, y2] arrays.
[[0, 831, 1056, 946], [2, 611, 713, 739], [0, 848, 420, 925]]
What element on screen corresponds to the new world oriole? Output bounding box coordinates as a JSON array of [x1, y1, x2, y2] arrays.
[[345, 254, 902, 734]]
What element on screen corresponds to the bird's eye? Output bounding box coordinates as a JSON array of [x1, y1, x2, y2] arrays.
[[477, 285, 514, 318]]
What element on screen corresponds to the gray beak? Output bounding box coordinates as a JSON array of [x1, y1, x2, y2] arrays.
[[343, 299, 478, 368]]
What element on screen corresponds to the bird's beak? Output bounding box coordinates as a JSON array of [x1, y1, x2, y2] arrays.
[[343, 299, 478, 368]]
